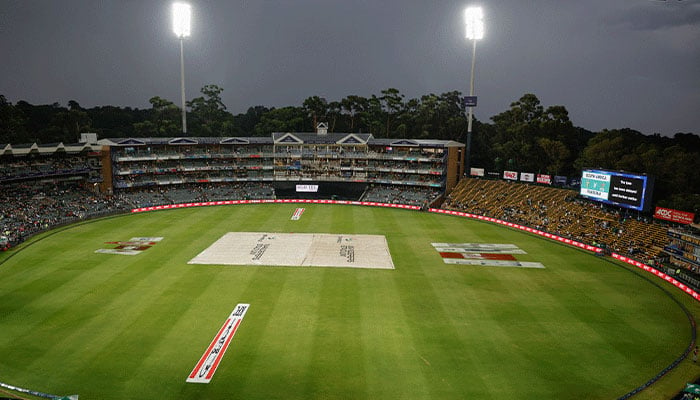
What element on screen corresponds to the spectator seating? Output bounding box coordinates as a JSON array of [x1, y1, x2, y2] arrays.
[[443, 178, 668, 265], [361, 184, 441, 207]]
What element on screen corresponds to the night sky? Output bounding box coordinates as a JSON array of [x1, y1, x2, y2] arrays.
[[1, 0, 698, 136]]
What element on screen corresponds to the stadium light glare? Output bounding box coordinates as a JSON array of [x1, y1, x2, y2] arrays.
[[172, 3, 191, 38], [464, 7, 484, 40], [463, 5, 484, 173], [172, 2, 191, 134]]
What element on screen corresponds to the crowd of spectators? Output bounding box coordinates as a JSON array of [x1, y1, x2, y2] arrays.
[[443, 178, 670, 267], [0, 181, 279, 247], [113, 156, 444, 187], [361, 184, 441, 207], [2, 179, 445, 248], [0, 182, 127, 246], [116, 183, 275, 208], [0, 155, 101, 183]]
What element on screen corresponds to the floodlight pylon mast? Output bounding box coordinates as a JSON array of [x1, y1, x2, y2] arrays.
[[464, 6, 483, 175], [466, 38, 476, 172], [172, 2, 191, 134], [179, 37, 187, 134]]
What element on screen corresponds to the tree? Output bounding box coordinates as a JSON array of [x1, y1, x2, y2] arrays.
[[302, 96, 328, 131], [574, 128, 644, 171], [89, 105, 145, 137], [0, 95, 27, 144], [187, 84, 233, 136], [340, 95, 365, 132], [363, 95, 383, 136], [253, 106, 306, 135], [67, 100, 82, 111], [134, 96, 180, 137], [490, 94, 545, 171], [380, 88, 404, 137], [327, 101, 341, 132], [232, 106, 270, 136], [13, 100, 64, 143], [537, 137, 570, 175], [51, 108, 92, 141], [436, 91, 467, 141]]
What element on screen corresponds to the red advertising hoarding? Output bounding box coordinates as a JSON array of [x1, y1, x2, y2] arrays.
[[503, 170, 518, 180], [536, 174, 551, 185], [654, 207, 695, 224]]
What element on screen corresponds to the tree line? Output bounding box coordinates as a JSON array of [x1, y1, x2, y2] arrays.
[[0, 86, 698, 213]]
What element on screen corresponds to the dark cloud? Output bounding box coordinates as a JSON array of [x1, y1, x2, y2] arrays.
[[607, 2, 700, 31], [0, 0, 698, 136]]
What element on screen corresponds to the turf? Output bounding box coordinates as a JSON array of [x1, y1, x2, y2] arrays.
[[0, 204, 696, 399]]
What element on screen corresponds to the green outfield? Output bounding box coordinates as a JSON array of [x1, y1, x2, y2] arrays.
[[0, 204, 698, 399]]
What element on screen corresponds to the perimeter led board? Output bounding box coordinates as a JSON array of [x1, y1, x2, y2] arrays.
[[580, 169, 654, 212]]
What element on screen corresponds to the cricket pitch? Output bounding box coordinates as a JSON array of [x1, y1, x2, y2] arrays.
[[188, 232, 394, 269]]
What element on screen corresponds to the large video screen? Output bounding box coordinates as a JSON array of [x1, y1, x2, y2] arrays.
[[580, 169, 654, 212]]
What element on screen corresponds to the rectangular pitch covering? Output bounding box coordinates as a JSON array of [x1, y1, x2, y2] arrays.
[[188, 232, 394, 269]]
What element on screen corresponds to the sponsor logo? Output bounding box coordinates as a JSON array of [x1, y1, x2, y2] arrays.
[[432, 243, 526, 254], [654, 207, 694, 224], [553, 175, 567, 185], [439, 252, 516, 261], [503, 171, 518, 180], [443, 259, 545, 268], [432, 243, 544, 269], [291, 208, 305, 220], [296, 184, 318, 192], [520, 172, 535, 182], [95, 237, 163, 255], [536, 174, 551, 184], [187, 304, 249, 384]]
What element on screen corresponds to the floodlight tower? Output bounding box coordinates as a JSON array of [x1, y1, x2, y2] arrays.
[[173, 2, 191, 134], [464, 6, 484, 174]]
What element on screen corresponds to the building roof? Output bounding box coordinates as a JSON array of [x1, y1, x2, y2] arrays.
[[98, 133, 464, 148], [0, 142, 104, 156]]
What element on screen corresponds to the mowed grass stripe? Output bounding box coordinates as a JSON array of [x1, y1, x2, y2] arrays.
[[13, 209, 227, 387], [304, 269, 366, 399], [376, 210, 494, 397], [392, 235, 497, 398], [0, 228, 161, 356], [474, 268, 612, 397], [358, 270, 433, 399], [229, 268, 323, 400]]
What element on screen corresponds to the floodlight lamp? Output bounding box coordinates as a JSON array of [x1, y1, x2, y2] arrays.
[[173, 3, 191, 38], [464, 6, 484, 40]]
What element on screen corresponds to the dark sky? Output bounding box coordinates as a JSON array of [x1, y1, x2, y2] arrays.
[[1, 0, 698, 136]]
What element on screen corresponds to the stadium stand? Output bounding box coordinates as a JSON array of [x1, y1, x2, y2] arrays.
[[0, 181, 126, 246], [117, 183, 275, 208], [3, 136, 697, 297], [360, 184, 441, 207], [444, 178, 671, 266]]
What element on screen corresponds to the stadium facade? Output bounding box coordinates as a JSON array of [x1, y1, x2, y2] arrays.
[[2, 130, 465, 201], [96, 130, 465, 200]]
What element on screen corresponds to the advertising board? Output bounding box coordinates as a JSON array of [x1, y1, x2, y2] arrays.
[[654, 207, 695, 224], [536, 174, 551, 185], [503, 170, 518, 180], [580, 169, 653, 211]]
